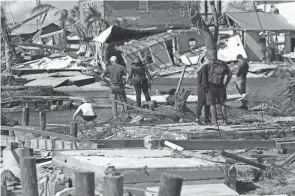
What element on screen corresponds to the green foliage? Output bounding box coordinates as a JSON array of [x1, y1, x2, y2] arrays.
[[227, 1, 255, 12]]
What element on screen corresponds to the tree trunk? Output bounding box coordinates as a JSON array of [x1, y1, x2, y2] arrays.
[[4, 41, 11, 75], [175, 88, 191, 113], [2, 23, 14, 75], [191, 0, 219, 60]]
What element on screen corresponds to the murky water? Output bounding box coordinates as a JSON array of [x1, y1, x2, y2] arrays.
[[3, 77, 295, 126]]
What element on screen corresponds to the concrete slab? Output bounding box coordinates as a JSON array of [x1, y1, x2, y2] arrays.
[[78, 82, 109, 91], [146, 184, 239, 196], [24, 77, 68, 88], [53, 149, 226, 185], [65, 75, 95, 86], [54, 85, 82, 92]]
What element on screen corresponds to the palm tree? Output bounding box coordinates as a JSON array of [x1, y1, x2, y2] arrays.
[[1, 5, 14, 74], [85, 6, 108, 36], [227, 1, 255, 12]]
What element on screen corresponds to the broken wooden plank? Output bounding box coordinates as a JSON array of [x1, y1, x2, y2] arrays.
[[146, 184, 239, 196], [1, 126, 97, 144], [25, 138, 99, 151], [276, 141, 295, 150], [85, 139, 276, 150], [221, 150, 268, 170], [167, 140, 276, 150]]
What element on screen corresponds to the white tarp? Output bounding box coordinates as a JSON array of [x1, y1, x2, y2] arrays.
[[93, 25, 113, 43], [15, 56, 87, 70], [180, 35, 247, 65], [218, 34, 247, 62]]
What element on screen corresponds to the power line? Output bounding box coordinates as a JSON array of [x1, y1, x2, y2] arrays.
[[253, 0, 264, 31]]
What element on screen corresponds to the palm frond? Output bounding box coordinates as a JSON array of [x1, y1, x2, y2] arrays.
[[54, 10, 60, 16], [31, 4, 55, 14]]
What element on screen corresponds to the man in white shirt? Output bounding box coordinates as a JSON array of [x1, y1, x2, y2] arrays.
[[73, 98, 97, 122]]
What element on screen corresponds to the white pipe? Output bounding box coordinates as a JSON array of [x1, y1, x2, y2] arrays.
[[164, 141, 184, 151]]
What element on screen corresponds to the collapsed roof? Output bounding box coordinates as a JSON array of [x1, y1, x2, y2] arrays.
[[93, 25, 187, 44], [115, 29, 195, 55], [225, 12, 295, 31]]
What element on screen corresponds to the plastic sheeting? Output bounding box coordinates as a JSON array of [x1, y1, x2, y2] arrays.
[[15, 56, 88, 70], [218, 35, 247, 62]]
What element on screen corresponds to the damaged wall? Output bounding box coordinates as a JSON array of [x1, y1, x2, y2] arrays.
[[244, 31, 266, 61], [178, 32, 205, 54], [285, 31, 295, 53]]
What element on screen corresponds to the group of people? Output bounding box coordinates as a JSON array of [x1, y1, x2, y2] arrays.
[[195, 53, 249, 125], [72, 53, 249, 126], [73, 55, 153, 122]]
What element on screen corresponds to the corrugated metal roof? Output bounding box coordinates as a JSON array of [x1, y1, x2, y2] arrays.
[[116, 29, 194, 55], [226, 12, 295, 31]]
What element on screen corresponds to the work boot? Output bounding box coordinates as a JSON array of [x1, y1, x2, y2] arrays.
[[204, 119, 212, 125], [195, 119, 204, 125], [238, 106, 248, 110]]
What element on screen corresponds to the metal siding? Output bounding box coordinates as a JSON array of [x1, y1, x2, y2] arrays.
[[226, 12, 295, 31]]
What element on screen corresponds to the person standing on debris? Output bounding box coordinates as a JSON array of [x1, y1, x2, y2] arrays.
[[234, 54, 249, 110], [100, 56, 129, 118], [195, 56, 211, 125], [127, 58, 152, 108], [73, 98, 97, 122], [206, 53, 232, 125]]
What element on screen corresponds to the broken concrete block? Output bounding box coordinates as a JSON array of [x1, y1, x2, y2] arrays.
[[143, 136, 161, 149]]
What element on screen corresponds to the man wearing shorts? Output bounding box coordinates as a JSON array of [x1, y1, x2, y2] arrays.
[[207, 58, 232, 125], [195, 56, 211, 125], [73, 98, 97, 122], [100, 56, 128, 118]]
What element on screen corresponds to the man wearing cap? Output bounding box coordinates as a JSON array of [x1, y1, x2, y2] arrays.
[[100, 56, 128, 118], [127, 58, 152, 108], [73, 98, 97, 122], [235, 54, 249, 110]]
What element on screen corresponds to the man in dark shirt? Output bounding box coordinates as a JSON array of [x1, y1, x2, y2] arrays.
[[100, 56, 128, 118], [235, 54, 249, 110], [207, 58, 232, 125], [195, 57, 211, 125]]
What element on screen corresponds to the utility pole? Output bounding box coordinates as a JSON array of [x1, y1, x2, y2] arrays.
[[79, 0, 86, 26]]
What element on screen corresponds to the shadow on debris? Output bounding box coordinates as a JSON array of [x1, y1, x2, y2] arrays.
[[236, 180, 259, 194]]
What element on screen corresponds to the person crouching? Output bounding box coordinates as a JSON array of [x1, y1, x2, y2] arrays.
[[73, 98, 97, 122]]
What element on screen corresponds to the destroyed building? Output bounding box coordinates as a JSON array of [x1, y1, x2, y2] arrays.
[[221, 12, 295, 61]]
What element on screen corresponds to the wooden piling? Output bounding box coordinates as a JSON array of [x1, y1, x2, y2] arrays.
[[39, 111, 49, 139], [103, 175, 124, 196], [71, 122, 78, 137], [20, 157, 39, 196], [75, 172, 95, 196], [40, 111, 46, 131], [22, 104, 29, 126], [1, 184, 8, 196], [158, 173, 183, 196]]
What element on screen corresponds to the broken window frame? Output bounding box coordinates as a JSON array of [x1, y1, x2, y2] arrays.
[[139, 47, 154, 64], [188, 38, 197, 50]]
